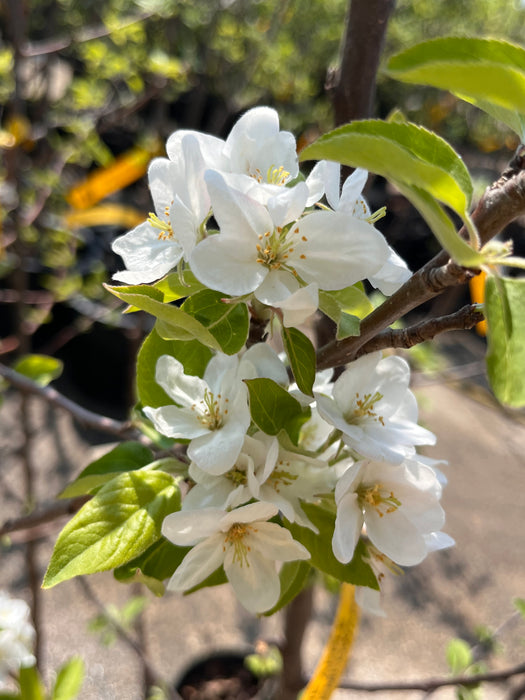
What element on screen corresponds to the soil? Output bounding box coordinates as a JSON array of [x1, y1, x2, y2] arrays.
[[176, 654, 261, 700]]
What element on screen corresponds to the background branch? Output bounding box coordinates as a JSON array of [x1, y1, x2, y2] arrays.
[[0, 363, 137, 438], [339, 661, 525, 693]]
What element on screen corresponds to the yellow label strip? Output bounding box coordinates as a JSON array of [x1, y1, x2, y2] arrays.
[[301, 583, 360, 700], [469, 270, 487, 336], [66, 147, 152, 210]]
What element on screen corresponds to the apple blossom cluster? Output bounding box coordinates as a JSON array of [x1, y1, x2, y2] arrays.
[[111, 107, 411, 326], [111, 107, 452, 616], [0, 592, 35, 687]]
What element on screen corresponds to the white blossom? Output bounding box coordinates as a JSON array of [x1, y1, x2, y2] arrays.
[[143, 352, 251, 474], [162, 502, 310, 613], [190, 170, 389, 325], [0, 592, 35, 686], [112, 136, 211, 284], [306, 162, 411, 295], [183, 432, 335, 531], [315, 352, 435, 464], [332, 457, 446, 566]]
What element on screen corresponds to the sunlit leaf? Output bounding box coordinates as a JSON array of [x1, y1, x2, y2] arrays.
[[43, 471, 180, 588], [13, 355, 63, 387], [485, 275, 525, 407], [388, 37, 525, 139]]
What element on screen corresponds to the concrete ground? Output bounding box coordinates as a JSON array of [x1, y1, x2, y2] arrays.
[[1, 344, 525, 700]]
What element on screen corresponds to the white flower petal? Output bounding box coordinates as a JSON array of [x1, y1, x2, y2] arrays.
[[332, 491, 362, 564], [365, 507, 428, 566], [225, 548, 280, 613], [291, 211, 389, 290], [188, 418, 248, 474], [155, 355, 209, 408], [190, 234, 267, 296], [167, 535, 225, 591], [249, 521, 310, 561], [162, 509, 224, 545], [143, 404, 208, 439]]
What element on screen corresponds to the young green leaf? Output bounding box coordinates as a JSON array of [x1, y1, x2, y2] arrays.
[[43, 471, 180, 588], [286, 503, 378, 589], [154, 270, 204, 302], [395, 182, 485, 267], [281, 326, 316, 396], [114, 537, 190, 594], [19, 667, 45, 700], [51, 657, 85, 700], [136, 328, 212, 408], [387, 37, 525, 139], [105, 284, 221, 350], [181, 289, 249, 355], [485, 276, 525, 407], [446, 638, 473, 675], [300, 119, 473, 217], [244, 378, 305, 437], [59, 442, 154, 498], [13, 354, 63, 387], [262, 560, 312, 617]]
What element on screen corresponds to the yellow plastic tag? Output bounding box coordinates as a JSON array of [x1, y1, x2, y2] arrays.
[[301, 583, 360, 700], [469, 270, 487, 336]]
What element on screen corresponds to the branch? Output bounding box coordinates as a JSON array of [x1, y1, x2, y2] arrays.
[[339, 661, 525, 693], [0, 362, 137, 439], [20, 12, 156, 57], [317, 152, 525, 370], [354, 304, 484, 357], [0, 497, 89, 538], [331, 0, 396, 125]]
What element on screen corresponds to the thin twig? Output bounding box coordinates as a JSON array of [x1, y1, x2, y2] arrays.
[[354, 304, 484, 358], [339, 661, 525, 693], [0, 497, 89, 538], [0, 362, 137, 438], [20, 12, 156, 57]]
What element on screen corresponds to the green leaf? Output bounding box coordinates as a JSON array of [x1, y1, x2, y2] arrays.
[[154, 270, 205, 302], [13, 354, 63, 387], [114, 537, 189, 595], [513, 597, 525, 619], [136, 328, 212, 408], [105, 284, 221, 350], [51, 657, 85, 700], [446, 638, 472, 674], [300, 119, 473, 217], [336, 312, 361, 340], [19, 667, 45, 700], [181, 289, 249, 355], [322, 284, 374, 320], [387, 37, 525, 139], [286, 503, 378, 589], [244, 378, 305, 437], [281, 326, 316, 396], [395, 183, 485, 267], [263, 560, 312, 616], [59, 442, 154, 498], [43, 471, 180, 588], [485, 276, 525, 407]]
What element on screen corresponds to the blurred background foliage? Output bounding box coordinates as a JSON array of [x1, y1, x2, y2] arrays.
[[2, 0, 525, 410]]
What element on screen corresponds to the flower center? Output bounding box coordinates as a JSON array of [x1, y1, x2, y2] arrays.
[[226, 467, 248, 486], [192, 390, 227, 430], [268, 459, 298, 492], [224, 523, 253, 566], [344, 391, 385, 426], [357, 483, 401, 518], [255, 225, 307, 271], [249, 164, 290, 186], [148, 211, 174, 241]]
